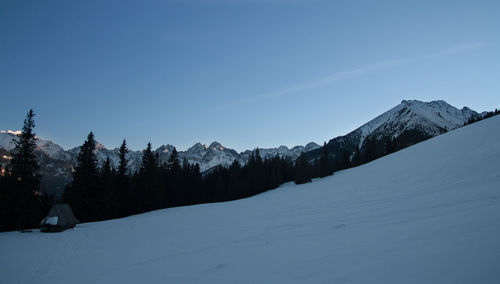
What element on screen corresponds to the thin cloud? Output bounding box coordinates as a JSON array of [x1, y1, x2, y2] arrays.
[[210, 41, 486, 111], [263, 60, 401, 99], [210, 59, 402, 112], [428, 42, 486, 58]]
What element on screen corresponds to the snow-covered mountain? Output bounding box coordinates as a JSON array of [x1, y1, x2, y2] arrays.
[[306, 99, 480, 163], [179, 142, 245, 172], [355, 99, 479, 147], [2, 110, 498, 283]]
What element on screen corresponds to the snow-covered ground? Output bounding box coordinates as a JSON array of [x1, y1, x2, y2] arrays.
[[1, 116, 499, 284]]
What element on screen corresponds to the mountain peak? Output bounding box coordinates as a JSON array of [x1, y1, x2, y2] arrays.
[[185, 143, 207, 154], [95, 141, 106, 150], [277, 145, 289, 151], [400, 99, 456, 110], [209, 141, 224, 150], [190, 142, 205, 149], [157, 144, 175, 153], [305, 142, 320, 151]]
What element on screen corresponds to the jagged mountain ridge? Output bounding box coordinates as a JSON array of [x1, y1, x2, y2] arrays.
[[0, 131, 318, 173], [0, 130, 320, 196]]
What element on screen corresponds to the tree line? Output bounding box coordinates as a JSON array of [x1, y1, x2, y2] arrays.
[[62, 134, 335, 223], [464, 109, 499, 126]]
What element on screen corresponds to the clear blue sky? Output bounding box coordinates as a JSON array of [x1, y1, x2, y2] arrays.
[[1, 0, 499, 151]]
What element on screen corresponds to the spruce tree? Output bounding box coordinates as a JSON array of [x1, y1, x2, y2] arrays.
[[116, 139, 130, 216], [319, 142, 333, 178], [73, 132, 98, 186], [118, 139, 129, 176], [228, 159, 242, 198], [63, 132, 99, 221], [294, 153, 312, 184], [191, 163, 203, 203], [136, 142, 161, 210], [10, 109, 39, 187], [165, 148, 181, 204], [1, 109, 48, 231], [99, 157, 117, 219], [101, 157, 112, 177], [167, 148, 181, 173], [140, 142, 157, 175]]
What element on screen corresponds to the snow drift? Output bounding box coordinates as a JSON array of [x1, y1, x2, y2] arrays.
[[1, 116, 499, 283]]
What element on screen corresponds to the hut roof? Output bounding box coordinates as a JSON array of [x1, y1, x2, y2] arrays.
[[42, 203, 80, 227]]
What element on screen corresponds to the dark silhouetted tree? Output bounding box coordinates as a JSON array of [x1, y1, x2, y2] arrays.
[[294, 153, 311, 184], [116, 139, 131, 216], [118, 139, 129, 176], [140, 142, 157, 175], [319, 142, 334, 178], [63, 132, 100, 221], [1, 109, 49, 231], [10, 109, 39, 187]]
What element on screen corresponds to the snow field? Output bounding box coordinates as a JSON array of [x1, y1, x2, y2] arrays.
[[1, 116, 499, 283]]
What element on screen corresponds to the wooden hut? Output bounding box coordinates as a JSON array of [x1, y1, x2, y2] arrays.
[[41, 203, 80, 232]]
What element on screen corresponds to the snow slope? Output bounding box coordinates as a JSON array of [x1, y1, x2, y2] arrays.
[[1, 116, 499, 284]]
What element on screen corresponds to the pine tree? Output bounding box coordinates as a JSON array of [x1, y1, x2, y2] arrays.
[[73, 132, 99, 186], [118, 139, 129, 176], [319, 142, 333, 178], [136, 142, 162, 210], [294, 153, 312, 184], [10, 109, 39, 187], [101, 157, 112, 177], [140, 142, 157, 175], [116, 139, 131, 216], [191, 163, 203, 203], [1, 109, 48, 231], [63, 132, 99, 221], [167, 148, 181, 173], [228, 159, 242, 198]]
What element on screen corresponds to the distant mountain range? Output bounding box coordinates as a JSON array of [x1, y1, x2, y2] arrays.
[[0, 99, 482, 197], [0, 131, 320, 197]]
